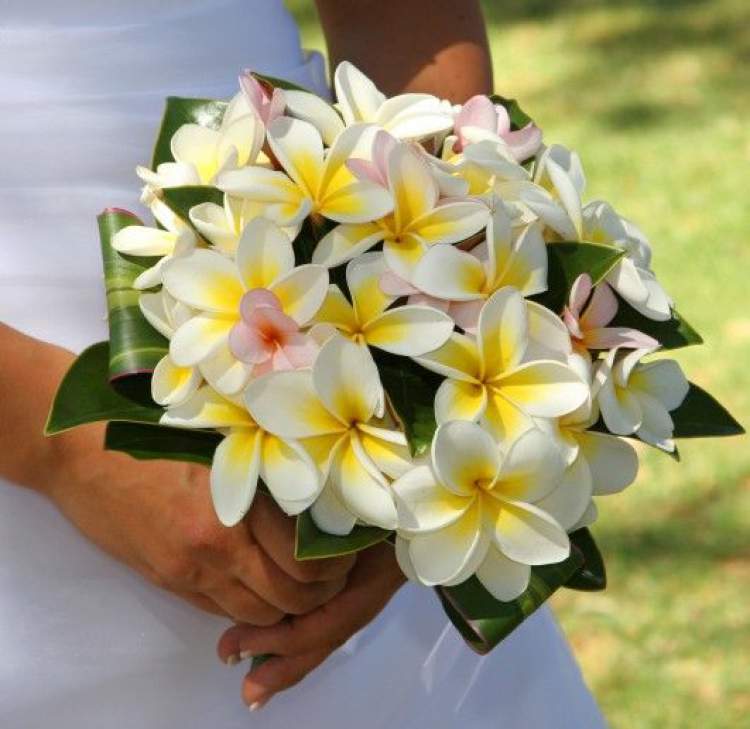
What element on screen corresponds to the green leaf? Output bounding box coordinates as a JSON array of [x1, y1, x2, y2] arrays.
[[105, 421, 221, 465], [252, 71, 309, 93], [294, 510, 391, 560], [45, 343, 162, 435], [161, 186, 224, 226], [565, 528, 607, 591], [374, 351, 441, 458], [98, 210, 168, 384], [532, 241, 625, 313], [609, 293, 703, 350], [437, 544, 584, 654], [151, 97, 227, 169], [671, 383, 744, 438], [489, 93, 535, 130], [436, 544, 584, 654]]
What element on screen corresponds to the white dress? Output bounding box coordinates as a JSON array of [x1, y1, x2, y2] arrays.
[[0, 2, 606, 726]]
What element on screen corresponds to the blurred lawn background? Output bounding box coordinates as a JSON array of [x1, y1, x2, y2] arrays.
[[287, 1, 750, 726]]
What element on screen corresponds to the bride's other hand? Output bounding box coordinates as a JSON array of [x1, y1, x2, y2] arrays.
[[0, 324, 355, 625], [216, 541, 406, 710]]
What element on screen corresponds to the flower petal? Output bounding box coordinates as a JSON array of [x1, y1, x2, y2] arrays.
[[138, 291, 173, 339], [635, 391, 676, 451], [161, 386, 252, 429], [270, 264, 330, 325], [491, 500, 569, 565], [284, 90, 345, 146], [412, 245, 486, 301], [388, 143, 438, 230], [163, 249, 243, 314], [577, 431, 639, 495], [189, 200, 237, 254], [434, 379, 488, 424], [483, 389, 535, 443], [410, 202, 489, 246], [413, 332, 481, 382], [630, 359, 689, 411], [313, 285, 358, 332], [267, 116, 324, 197], [478, 287, 529, 379], [475, 545, 531, 601], [210, 429, 262, 526], [533, 454, 592, 531], [169, 314, 235, 367], [346, 252, 395, 324], [364, 305, 454, 356], [112, 226, 176, 257], [199, 342, 252, 395], [236, 218, 294, 290], [313, 222, 384, 268], [311, 481, 357, 536], [334, 61, 386, 125], [260, 435, 321, 508], [170, 124, 219, 183], [151, 355, 201, 407]]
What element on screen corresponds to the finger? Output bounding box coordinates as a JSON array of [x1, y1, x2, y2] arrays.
[[221, 543, 405, 658], [208, 579, 285, 627], [241, 649, 331, 709], [231, 540, 348, 616], [171, 590, 230, 618], [248, 493, 356, 583]]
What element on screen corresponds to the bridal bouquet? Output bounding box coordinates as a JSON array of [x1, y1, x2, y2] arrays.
[[47, 62, 742, 653]]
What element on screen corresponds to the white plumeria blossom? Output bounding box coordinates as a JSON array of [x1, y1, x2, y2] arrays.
[[315, 140, 489, 279], [161, 385, 320, 526], [245, 335, 412, 533], [217, 118, 393, 229], [414, 287, 589, 443], [393, 421, 575, 601], [593, 348, 689, 452], [313, 252, 454, 356], [161, 217, 328, 394], [334, 61, 454, 140], [111, 187, 197, 289], [412, 204, 548, 332], [582, 201, 672, 321]]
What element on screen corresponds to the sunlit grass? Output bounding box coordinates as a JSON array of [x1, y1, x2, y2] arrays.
[[287, 2, 749, 725]]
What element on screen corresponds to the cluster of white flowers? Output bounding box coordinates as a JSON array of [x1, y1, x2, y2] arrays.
[[114, 62, 689, 601]]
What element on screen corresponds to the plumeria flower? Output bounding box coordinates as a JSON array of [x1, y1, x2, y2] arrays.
[[450, 94, 543, 162], [161, 217, 328, 395], [161, 386, 320, 526], [411, 205, 548, 332], [188, 193, 300, 256], [312, 252, 454, 356], [217, 119, 393, 229], [413, 287, 589, 442], [246, 335, 412, 533], [593, 348, 689, 452], [521, 145, 586, 241], [315, 141, 489, 279], [138, 289, 202, 407], [334, 61, 453, 140], [239, 70, 286, 126], [138, 92, 265, 188], [562, 273, 659, 355], [393, 421, 572, 600], [111, 188, 197, 289], [583, 201, 672, 321]]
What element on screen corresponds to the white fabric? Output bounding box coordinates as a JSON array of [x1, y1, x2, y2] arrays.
[[0, 1, 605, 726]]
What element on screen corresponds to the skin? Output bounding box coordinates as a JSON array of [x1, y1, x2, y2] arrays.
[[0, 0, 494, 712]]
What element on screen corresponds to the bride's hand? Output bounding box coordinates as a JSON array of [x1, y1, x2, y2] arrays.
[[216, 540, 406, 710], [46, 422, 355, 623]]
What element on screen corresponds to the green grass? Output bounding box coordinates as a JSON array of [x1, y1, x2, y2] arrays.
[[287, 2, 750, 726]]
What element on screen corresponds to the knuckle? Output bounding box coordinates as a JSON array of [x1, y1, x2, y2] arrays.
[[290, 554, 354, 583], [155, 555, 203, 588], [184, 521, 227, 556]]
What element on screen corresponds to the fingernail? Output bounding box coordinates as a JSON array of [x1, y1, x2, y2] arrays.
[[225, 653, 240, 666], [249, 700, 267, 712], [239, 650, 254, 660]]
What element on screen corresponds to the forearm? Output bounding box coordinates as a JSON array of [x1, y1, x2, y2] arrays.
[[315, 0, 493, 102], [0, 323, 94, 496]]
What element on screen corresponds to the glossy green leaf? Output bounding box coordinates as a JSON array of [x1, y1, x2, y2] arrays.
[[532, 241, 625, 313], [98, 210, 168, 385], [252, 71, 309, 93], [161, 186, 224, 227], [294, 510, 391, 560], [105, 421, 221, 465], [45, 343, 162, 435], [564, 528, 607, 591], [672, 383, 744, 438], [151, 97, 227, 169], [609, 293, 703, 350], [375, 351, 441, 458], [436, 545, 584, 655], [489, 93, 535, 130]]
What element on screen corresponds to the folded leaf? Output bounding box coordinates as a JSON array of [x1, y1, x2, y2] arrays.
[[564, 528, 607, 591], [99, 210, 169, 383], [45, 343, 162, 435], [436, 544, 584, 655], [609, 292, 703, 350], [532, 242, 624, 313], [151, 97, 227, 169], [105, 421, 221, 466], [375, 351, 441, 458], [671, 383, 744, 438], [295, 511, 391, 560]]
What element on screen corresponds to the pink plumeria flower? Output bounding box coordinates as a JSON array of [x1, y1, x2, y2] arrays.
[[239, 71, 286, 126], [378, 269, 452, 314], [346, 129, 398, 189], [563, 274, 659, 353], [229, 289, 318, 376], [453, 95, 543, 162]]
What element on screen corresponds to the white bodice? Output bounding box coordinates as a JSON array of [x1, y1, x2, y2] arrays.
[[0, 3, 604, 727]]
